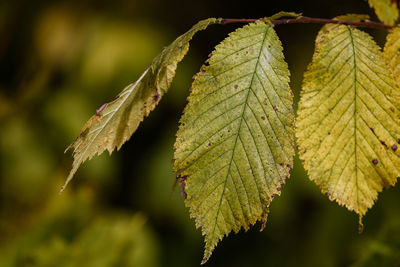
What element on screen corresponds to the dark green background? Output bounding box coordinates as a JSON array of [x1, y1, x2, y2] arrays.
[[1, 0, 400, 266]]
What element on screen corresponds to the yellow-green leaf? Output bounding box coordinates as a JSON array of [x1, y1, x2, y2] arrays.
[[62, 18, 221, 192], [266, 11, 302, 20], [384, 26, 400, 86], [174, 21, 294, 263], [368, 0, 399, 25], [296, 21, 400, 221]]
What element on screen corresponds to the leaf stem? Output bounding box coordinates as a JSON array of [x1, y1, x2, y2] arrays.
[[221, 16, 395, 30]]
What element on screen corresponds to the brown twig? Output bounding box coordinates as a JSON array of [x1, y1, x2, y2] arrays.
[[221, 16, 395, 30]]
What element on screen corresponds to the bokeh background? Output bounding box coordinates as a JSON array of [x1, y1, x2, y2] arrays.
[[1, 0, 400, 266]]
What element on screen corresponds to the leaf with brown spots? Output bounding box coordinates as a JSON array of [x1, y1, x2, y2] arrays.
[[174, 21, 294, 263], [296, 15, 400, 225]]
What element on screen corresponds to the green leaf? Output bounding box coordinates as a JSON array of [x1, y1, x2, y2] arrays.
[[368, 0, 399, 25], [266, 11, 302, 20], [384, 26, 400, 86], [62, 18, 221, 192], [296, 19, 400, 223], [174, 21, 294, 263]]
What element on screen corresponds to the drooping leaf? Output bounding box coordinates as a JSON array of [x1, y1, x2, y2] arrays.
[[62, 18, 221, 192], [368, 0, 399, 25], [174, 21, 294, 263], [384, 26, 400, 86], [296, 17, 400, 223]]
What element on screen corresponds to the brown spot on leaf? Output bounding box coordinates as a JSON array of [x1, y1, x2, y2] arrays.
[[153, 90, 160, 103], [234, 85, 238, 89], [261, 116, 265, 120], [372, 159, 378, 165], [279, 163, 284, 167], [370, 128, 376, 135], [272, 105, 278, 111], [178, 175, 188, 198], [277, 187, 281, 191], [381, 141, 388, 149], [392, 144, 398, 151]]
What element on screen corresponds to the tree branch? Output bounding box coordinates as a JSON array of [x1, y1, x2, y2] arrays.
[[221, 16, 395, 30]]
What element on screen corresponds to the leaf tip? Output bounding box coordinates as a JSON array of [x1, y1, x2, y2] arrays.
[[215, 17, 224, 24], [201, 249, 213, 265], [200, 234, 220, 264], [60, 165, 79, 194], [59, 177, 71, 194], [59, 185, 66, 195], [64, 143, 73, 154], [260, 205, 270, 232]]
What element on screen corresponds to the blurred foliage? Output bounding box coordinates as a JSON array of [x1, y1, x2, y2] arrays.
[[1, 0, 400, 266], [0, 190, 160, 267], [352, 219, 400, 266]]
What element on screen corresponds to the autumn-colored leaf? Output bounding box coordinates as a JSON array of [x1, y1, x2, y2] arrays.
[[368, 0, 399, 25], [63, 18, 221, 192], [384, 26, 400, 86], [296, 15, 400, 224], [174, 21, 294, 263]]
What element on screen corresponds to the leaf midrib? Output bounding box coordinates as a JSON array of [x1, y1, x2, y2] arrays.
[[348, 26, 360, 211], [210, 24, 271, 238], [75, 69, 149, 163]]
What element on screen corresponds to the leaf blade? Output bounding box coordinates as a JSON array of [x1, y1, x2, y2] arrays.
[[384, 26, 400, 87], [368, 0, 399, 25], [63, 18, 221, 192], [173, 21, 294, 263], [296, 21, 400, 219]]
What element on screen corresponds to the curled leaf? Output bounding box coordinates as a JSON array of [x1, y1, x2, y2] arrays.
[[63, 18, 221, 192]]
